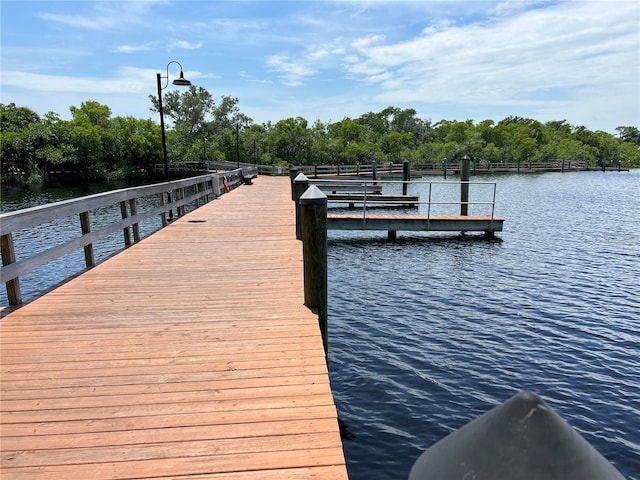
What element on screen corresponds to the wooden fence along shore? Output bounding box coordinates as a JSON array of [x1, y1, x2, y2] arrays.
[[154, 158, 627, 180], [0, 174, 348, 479]]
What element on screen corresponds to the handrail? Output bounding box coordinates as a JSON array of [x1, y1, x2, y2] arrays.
[[1, 168, 251, 307], [153, 159, 589, 178], [292, 159, 587, 177]]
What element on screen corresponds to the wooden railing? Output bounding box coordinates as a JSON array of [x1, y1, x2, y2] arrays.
[[416, 160, 588, 174], [0, 168, 254, 307], [157, 158, 590, 179], [291, 163, 406, 177]]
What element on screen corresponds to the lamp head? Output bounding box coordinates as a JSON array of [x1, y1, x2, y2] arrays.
[[172, 71, 192, 86]]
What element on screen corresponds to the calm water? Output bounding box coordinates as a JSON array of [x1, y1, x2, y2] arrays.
[[1, 172, 638, 478], [327, 170, 639, 479]]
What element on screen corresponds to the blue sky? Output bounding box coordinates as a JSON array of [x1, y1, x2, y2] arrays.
[[1, 0, 638, 133]]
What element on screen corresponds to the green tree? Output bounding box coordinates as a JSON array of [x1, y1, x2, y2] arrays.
[[268, 117, 311, 164], [328, 118, 366, 163], [110, 116, 162, 177], [380, 131, 413, 162], [60, 101, 113, 178], [615, 126, 640, 145], [0, 104, 64, 182]]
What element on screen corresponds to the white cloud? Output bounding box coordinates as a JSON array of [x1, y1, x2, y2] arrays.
[[114, 43, 156, 54], [266, 54, 318, 86], [38, 1, 160, 31], [0, 67, 156, 94], [172, 40, 203, 50], [341, 0, 640, 120], [2, 0, 637, 131]]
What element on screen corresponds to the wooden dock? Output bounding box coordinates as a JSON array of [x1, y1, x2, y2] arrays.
[[327, 213, 504, 234], [0, 176, 348, 479]]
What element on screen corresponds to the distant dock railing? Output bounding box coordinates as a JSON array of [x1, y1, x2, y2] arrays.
[[0, 168, 255, 307], [292, 172, 504, 244], [311, 178, 498, 219]]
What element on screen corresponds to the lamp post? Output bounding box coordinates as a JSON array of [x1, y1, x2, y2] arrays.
[[157, 60, 191, 219]]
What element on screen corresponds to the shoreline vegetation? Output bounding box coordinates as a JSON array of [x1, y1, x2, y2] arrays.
[[2, 91, 639, 185]]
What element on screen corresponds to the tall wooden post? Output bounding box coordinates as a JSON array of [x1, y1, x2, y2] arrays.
[[79, 211, 95, 267], [119, 201, 132, 246], [289, 166, 300, 194], [461, 155, 471, 216], [402, 160, 411, 195], [293, 173, 309, 241], [299, 185, 328, 355]]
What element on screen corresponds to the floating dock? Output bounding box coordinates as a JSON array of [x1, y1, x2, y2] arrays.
[[327, 213, 504, 235]]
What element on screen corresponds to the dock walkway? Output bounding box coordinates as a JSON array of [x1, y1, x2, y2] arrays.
[[0, 176, 348, 479]]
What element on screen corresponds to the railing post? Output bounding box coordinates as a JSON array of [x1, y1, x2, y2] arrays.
[[129, 199, 140, 242], [461, 155, 471, 216], [293, 173, 310, 241], [119, 201, 132, 246], [159, 192, 168, 227], [178, 187, 186, 216], [1, 233, 22, 306], [299, 185, 328, 356], [79, 211, 95, 267], [213, 174, 221, 197]]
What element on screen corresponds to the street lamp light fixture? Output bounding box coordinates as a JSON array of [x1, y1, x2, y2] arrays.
[[156, 60, 191, 220], [171, 70, 192, 87]]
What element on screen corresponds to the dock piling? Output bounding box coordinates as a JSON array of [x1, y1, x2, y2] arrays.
[[402, 160, 411, 195], [299, 185, 328, 355], [461, 155, 471, 216], [293, 173, 310, 240]]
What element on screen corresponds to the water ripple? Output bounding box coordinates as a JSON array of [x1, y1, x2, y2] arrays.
[[328, 171, 640, 480]]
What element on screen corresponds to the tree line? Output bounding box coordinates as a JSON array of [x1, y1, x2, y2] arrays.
[[1, 87, 639, 183]]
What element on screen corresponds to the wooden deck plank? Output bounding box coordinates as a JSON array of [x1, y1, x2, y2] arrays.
[[1, 449, 347, 480], [0, 176, 347, 479]]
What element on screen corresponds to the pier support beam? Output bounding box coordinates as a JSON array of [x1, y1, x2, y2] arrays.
[[299, 185, 328, 355]]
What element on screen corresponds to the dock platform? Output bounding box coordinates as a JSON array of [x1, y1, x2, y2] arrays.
[[327, 213, 504, 236], [327, 193, 419, 208], [0, 176, 347, 479]]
